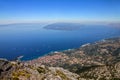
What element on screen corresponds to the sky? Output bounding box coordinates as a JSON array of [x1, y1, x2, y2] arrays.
[[0, 0, 120, 24]]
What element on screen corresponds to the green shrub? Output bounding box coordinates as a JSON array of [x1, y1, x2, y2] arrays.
[[37, 67, 46, 74], [13, 76, 19, 80], [56, 70, 69, 80]]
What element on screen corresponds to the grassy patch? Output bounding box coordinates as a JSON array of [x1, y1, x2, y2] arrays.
[[56, 70, 69, 80], [12, 70, 31, 78]]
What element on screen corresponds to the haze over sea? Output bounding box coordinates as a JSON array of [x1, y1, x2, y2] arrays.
[[0, 23, 120, 60], [0, 0, 120, 60]]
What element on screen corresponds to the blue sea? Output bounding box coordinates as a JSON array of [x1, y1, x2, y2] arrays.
[[0, 23, 120, 60]]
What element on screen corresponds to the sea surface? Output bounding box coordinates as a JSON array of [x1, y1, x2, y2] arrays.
[[0, 23, 120, 60]]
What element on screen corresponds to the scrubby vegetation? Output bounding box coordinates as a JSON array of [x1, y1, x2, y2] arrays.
[[0, 37, 120, 80]]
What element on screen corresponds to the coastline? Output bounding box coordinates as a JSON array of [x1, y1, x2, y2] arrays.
[[1, 37, 120, 80], [25, 36, 120, 62], [0, 36, 120, 62]]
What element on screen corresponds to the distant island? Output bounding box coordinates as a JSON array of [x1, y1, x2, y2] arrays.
[[44, 23, 82, 31]]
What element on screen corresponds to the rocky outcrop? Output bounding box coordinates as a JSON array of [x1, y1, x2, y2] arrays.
[[0, 60, 80, 80], [0, 59, 14, 79]]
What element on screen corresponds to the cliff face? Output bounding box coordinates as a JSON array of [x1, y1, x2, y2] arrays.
[[0, 37, 120, 80], [28, 37, 120, 80]]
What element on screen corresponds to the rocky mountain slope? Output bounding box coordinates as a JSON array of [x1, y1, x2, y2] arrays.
[[0, 60, 80, 80], [0, 37, 120, 80], [28, 37, 120, 80]]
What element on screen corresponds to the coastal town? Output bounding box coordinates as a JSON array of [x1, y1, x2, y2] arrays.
[[0, 37, 120, 80]]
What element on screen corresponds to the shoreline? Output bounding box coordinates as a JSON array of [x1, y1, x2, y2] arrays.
[[25, 36, 120, 61], [0, 36, 120, 62]]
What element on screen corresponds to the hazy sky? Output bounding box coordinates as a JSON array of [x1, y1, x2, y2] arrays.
[[0, 0, 120, 24]]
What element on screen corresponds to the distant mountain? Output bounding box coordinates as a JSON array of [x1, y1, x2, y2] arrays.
[[0, 23, 46, 27], [44, 23, 82, 31], [109, 23, 120, 28]]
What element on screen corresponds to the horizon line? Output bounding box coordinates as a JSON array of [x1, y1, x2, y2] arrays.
[[0, 20, 120, 25]]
